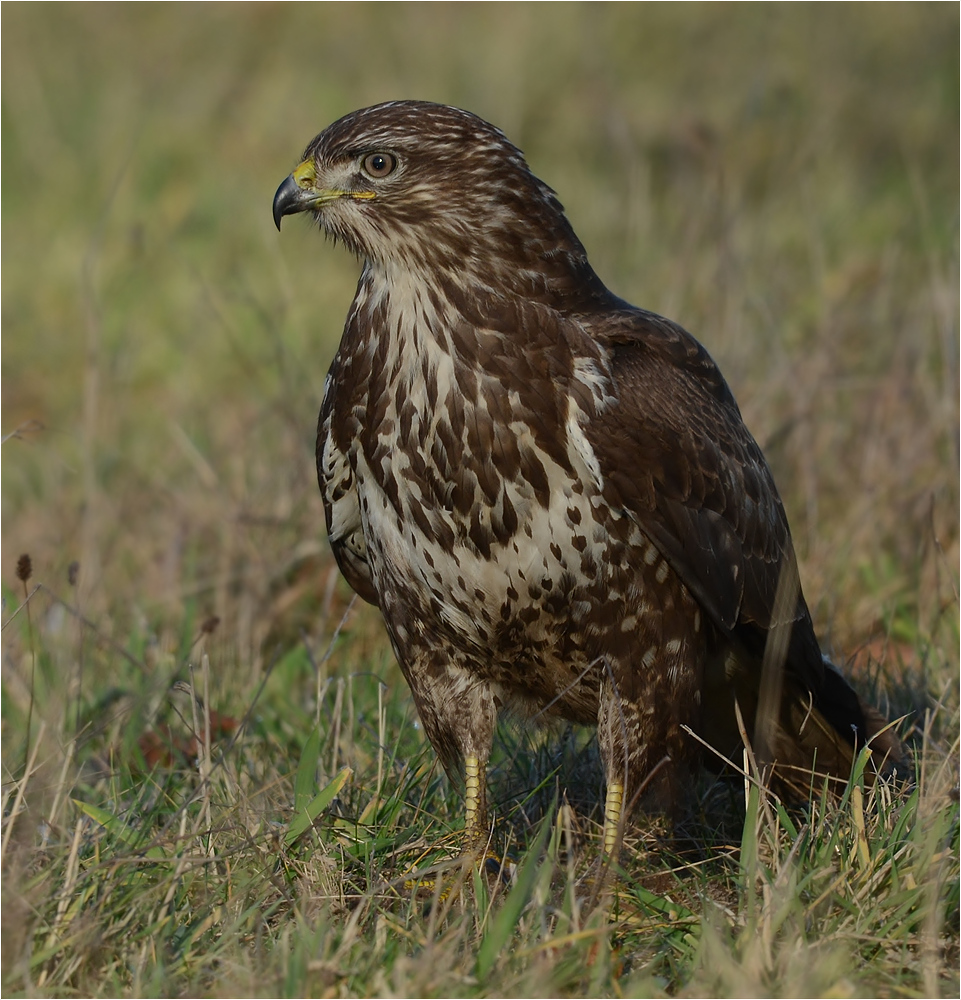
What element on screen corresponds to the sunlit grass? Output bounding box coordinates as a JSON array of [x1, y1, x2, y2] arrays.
[[3, 4, 958, 997]]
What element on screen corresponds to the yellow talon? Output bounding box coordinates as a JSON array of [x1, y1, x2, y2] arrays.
[[402, 850, 512, 900]]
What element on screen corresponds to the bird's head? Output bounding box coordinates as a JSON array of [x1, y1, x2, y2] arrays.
[[273, 101, 602, 297]]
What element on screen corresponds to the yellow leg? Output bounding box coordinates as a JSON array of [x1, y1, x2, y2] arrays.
[[464, 753, 486, 843], [403, 753, 503, 899], [463, 753, 511, 884], [602, 780, 624, 856]]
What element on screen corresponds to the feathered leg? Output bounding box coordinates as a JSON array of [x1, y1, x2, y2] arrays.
[[596, 566, 707, 852]]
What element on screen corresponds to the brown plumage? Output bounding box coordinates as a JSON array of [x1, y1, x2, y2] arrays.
[[273, 101, 906, 846]]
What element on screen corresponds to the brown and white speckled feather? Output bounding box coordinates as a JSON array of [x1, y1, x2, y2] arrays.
[[276, 101, 906, 833]]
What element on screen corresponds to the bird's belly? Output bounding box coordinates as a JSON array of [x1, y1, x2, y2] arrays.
[[353, 448, 650, 720]]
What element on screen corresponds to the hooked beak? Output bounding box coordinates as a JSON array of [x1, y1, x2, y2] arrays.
[[272, 173, 309, 230]]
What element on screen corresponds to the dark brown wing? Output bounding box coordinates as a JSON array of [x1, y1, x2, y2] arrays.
[[578, 305, 906, 773], [581, 308, 826, 687]]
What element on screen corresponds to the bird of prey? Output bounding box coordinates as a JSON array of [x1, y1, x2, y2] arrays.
[[273, 101, 905, 853]]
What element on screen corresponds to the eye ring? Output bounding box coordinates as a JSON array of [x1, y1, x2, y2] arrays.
[[362, 152, 397, 179]]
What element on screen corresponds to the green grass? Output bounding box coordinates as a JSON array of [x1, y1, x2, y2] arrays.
[[2, 4, 958, 997]]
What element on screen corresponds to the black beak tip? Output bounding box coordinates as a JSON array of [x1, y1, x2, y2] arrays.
[[272, 174, 299, 231]]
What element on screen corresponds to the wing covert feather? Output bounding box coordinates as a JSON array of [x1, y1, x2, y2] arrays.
[[582, 310, 806, 641]]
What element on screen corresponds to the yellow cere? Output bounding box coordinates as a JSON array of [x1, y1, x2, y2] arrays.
[[292, 159, 317, 188]]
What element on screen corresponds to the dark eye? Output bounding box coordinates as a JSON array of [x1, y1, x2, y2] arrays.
[[362, 152, 396, 178]]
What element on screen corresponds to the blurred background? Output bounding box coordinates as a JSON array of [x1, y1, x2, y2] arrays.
[[2, 2, 957, 749]]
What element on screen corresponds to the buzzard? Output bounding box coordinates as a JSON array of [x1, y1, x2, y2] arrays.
[[273, 101, 904, 853]]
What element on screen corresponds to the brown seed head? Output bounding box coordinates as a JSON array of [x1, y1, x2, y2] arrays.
[[16, 554, 32, 583]]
